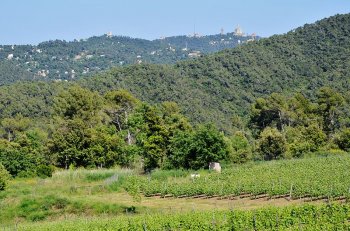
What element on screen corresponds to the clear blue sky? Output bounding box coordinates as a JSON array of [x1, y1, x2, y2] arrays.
[[1, 0, 349, 45]]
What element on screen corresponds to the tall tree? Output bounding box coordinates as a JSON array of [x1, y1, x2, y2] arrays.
[[104, 89, 139, 145], [250, 93, 289, 133], [316, 87, 344, 134], [1, 114, 30, 142]]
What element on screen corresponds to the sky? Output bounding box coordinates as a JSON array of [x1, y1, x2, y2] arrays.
[[0, 0, 349, 45]]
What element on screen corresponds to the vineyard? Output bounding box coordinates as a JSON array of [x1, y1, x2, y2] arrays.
[[2, 155, 350, 229], [16, 203, 350, 230], [122, 155, 350, 201]]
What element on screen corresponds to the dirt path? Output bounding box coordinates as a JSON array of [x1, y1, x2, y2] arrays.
[[139, 195, 326, 211], [86, 192, 337, 212]]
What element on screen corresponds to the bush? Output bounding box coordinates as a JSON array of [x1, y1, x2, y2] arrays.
[[36, 165, 55, 178], [288, 142, 311, 158], [335, 128, 350, 151], [0, 163, 11, 190], [16, 170, 37, 178], [0, 144, 37, 177], [18, 195, 70, 221]]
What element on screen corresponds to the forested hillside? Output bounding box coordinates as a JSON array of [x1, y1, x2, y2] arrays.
[[0, 32, 255, 85], [1, 13, 350, 184], [79, 13, 350, 132]]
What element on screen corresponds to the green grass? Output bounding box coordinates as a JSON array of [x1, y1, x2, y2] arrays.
[[0, 168, 141, 225], [51, 168, 135, 183], [0, 193, 143, 224]]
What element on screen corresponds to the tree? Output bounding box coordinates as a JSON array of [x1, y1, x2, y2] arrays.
[[167, 130, 193, 168], [49, 118, 87, 168], [335, 128, 350, 151], [49, 118, 124, 168], [50, 86, 128, 169], [168, 124, 229, 170], [257, 127, 287, 160], [229, 131, 252, 163], [53, 85, 103, 125], [160, 101, 191, 136], [285, 124, 326, 158], [104, 90, 139, 145], [0, 140, 38, 176], [250, 93, 290, 133], [0, 163, 11, 191], [317, 87, 344, 134], [302, 123, 327, 151], [288, 93, 318, 127], [137, 105, 169, 170], [1, 114, 30, 142], [142, 134, 167, 170]]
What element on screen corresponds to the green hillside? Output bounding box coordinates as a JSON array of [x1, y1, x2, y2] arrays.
[[79, 13, 350, 132], [0, 33, 255, 85]]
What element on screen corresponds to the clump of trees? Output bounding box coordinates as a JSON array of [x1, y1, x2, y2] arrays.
[[249, 87, 348, 160], [1, 85, 350, 181], [0, 85, 232, 178]]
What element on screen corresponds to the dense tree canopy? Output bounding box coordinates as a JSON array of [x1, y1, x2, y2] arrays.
[[77, 13, 350, 133]]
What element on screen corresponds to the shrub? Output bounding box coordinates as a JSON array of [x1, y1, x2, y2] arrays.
[[0, 163, 11, 191], [335, 128, 350, 151], [37, 165, 55, 178]]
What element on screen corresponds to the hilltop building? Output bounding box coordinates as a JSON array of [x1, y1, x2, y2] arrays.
[[188, 51, 201, 58], [106, 32, 113, 38], [234, 25, 244, 36]]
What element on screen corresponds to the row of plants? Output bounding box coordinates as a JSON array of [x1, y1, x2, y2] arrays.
[[116, 155, 350, 199], [15, 203, 350, 230]]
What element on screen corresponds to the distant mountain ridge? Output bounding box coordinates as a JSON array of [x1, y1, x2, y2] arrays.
[[0, 32, 256, 85]]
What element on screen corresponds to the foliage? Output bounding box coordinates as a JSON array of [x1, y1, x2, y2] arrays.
[[228, 131, 252, 163], [0, 140, 39, 177], [335, 128, 350, 151], [15, 204, 350, 230], [36, 165, 55, 178], [316, 87, 344, 134], [168, 124, 229, 170], [0, 163, 10, 190], [77, 13, 350, 133], [0, 14, 350, 135], [139, 155, 350, 199], [257, 127, 287, 160], [186, 124, 229, 169]]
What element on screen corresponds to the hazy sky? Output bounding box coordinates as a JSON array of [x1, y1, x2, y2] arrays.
[[1, 0, 349, 45]]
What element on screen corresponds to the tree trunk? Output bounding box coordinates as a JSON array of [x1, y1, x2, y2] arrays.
[[65, 155, 68, 170], [278, 111, 284, 132], [127, 130, 132, 145], [114, 116, 122, 131]]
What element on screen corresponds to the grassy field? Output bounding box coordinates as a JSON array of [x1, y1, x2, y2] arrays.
[[1, 155, 350, 230]]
